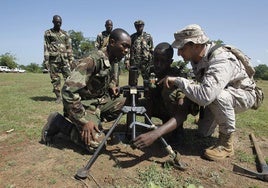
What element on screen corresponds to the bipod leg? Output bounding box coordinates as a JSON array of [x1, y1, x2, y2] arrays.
[[143, 113, 188, 171], [75, 112, 124, 180], [157, 135, 187, 171]]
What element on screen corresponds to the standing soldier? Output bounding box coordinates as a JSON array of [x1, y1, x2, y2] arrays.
[[125, 20, 154, 80], [94, 20, 120, 85], [95, 19, 113, 50], [143, 42, 198, 142], [44, 15, 73, 103]]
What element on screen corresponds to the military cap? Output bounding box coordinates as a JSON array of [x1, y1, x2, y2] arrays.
[[171, 24, 209, 49], [134, 20, 144, 25]]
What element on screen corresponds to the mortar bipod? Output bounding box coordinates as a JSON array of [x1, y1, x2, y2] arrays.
[[75, 85, 186, 180]]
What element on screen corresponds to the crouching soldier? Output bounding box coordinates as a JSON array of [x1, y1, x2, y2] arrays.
[[41, 28, 131, 153], [133, 24, 257, 161], [143, 42, 198, 142]]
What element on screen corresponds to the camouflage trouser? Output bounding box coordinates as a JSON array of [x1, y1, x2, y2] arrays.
[[49, 61, 71, 94], [65, 96, 126, 149], [131, 61, 151, 80], [203, 88, 255, 135], [196, 107, 217, 137], [140, 63, 150, 80], [84, 97, 126, 125]]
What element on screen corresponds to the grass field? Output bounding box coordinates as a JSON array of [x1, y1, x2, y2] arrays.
[[235, 79, 268, 137], [0, 73, 62, 139], [0, 72, 267, 188], [0, 72, 267, 139]]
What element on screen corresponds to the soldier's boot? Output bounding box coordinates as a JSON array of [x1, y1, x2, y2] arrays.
[[55, 91, 62, 104], [41, 112, 74, 146], [204, 132, 234, 161]]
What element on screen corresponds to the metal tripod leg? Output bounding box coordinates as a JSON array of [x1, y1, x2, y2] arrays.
[[75, 112, 124, 179], [131, 110, 188, 171], [76, 96, 187, 180]]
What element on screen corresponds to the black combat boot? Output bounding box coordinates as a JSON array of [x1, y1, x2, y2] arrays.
[[41, 112, 74, 145]]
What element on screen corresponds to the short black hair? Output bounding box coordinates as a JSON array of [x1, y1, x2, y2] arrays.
[[105, 19, 113, 25], [109, 28, 130, 41], [53, 15, 61, 21], [154, 42, 174, 59]]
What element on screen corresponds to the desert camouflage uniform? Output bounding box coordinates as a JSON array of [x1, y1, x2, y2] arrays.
[[127, 32, 153, 80], [44, 28, 73, 96], [61, 50, 125, 146], [174, 42, 256, 136]]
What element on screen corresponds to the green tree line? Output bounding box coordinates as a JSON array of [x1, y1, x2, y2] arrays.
[[1, 33, 268, 80], [0, 30, 95, 73]]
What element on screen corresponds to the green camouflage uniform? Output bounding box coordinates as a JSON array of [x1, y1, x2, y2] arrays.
[[95, 31, 110, 50], [44, 28, 73, 95], [127, 32, 153, 80], [61, 50, 125, 145], [144, 66, 199, 123], [143, 66, 185, 122], [95, 32, 120, 85]]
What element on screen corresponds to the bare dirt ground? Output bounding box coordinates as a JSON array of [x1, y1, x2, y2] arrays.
[[0, 122, 268, 188]]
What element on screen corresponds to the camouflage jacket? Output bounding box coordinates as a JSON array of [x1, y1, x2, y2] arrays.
[[128, 32, 153, 66], [174, 42, 256, 106], [147, 66, 186, 105], [62, 50, 118, 126], [95, 31, 110, 50], [44, 28, 73, 63]]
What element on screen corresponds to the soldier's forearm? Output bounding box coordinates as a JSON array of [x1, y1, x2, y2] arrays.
[[155, 117, 178, 138]]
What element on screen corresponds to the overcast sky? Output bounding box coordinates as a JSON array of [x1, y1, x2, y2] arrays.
[[0, 0, 267, 66]]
